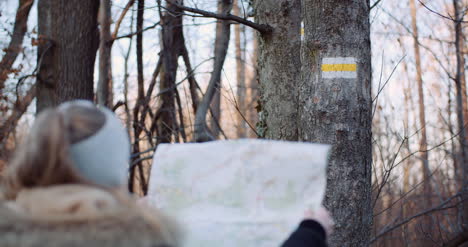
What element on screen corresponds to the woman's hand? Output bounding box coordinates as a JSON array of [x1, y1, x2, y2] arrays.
[[304, 206, 334, 236]]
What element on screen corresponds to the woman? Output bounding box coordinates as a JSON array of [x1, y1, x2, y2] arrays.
[[1, 100, 332, 247], [0, 100, 180, 247]]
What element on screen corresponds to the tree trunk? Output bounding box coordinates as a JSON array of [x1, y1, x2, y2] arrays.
[[253, 0, 301, 140], [459, 9, 468, 170], [36, 0, 99, 112], [194, 0, 232, 142], [157, 0, 185, 143], [0, 0, 34, 94], [210, 87, 221, 138], [398, 39, 414, 195], [97, 0, 113, 107], [299, 1, 372, 246], [452, 0, 468, 234], [409, 0, 432, 228], [181, 47, 200, 115], [129, 0, 146, 194], [233, 0, 246, 138]]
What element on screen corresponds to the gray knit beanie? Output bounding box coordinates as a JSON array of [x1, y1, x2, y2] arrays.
[[58, 100, 130, 187]]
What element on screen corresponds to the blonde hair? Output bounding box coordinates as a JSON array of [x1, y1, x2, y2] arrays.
[[1, 105, 106, 199]]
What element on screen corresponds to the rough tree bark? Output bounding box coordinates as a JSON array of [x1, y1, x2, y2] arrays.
[[0, 0, 34, 94], [194, 0, 232, 142], [253, 0, 301, 140], [97, 0, 113, 107], [157, 0, 185, 143], [36, 0, 99, 112], [299, 0, 372, 246], [409, 0, 432, 230]]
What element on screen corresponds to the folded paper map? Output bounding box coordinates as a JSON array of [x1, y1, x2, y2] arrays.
[[146, 139, 330, 247]]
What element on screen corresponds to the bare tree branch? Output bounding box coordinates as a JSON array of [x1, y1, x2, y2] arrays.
[[174, 87, 187, 142], [165, 0, 272, 34], [0, 0, 34, 94], [370, 0, 383, 10], [112, 0, 136, 38], [139, 56, 162, 129], [112, 22, 160, 41], [181, 46, 200, 114], [193, 0, 232, 142], [371, 193, 463, 243], [417, 0, 467, 23], [0, 84, 35, 150]]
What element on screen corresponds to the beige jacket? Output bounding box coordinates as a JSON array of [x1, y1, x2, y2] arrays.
[[0, 185, 181, 247]]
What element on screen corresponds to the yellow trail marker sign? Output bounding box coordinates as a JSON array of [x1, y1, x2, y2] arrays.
[[321, 57, 357, 79]]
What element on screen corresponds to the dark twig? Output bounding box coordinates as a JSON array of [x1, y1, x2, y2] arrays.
[[417, 0, 467, 23], [165, 0, 272, 34], [112, 0, 136, 38], [112, 22, 160, 41], [370, 0, 383, 10]]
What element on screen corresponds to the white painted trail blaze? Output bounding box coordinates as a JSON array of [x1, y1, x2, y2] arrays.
[[321, 57, 357, 79]]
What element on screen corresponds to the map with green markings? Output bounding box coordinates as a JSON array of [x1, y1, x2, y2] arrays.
[[146, 140, 330, 247]]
